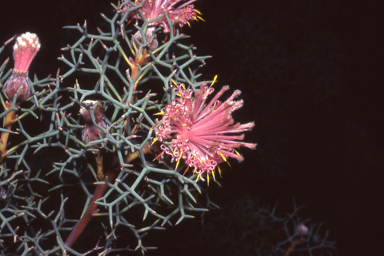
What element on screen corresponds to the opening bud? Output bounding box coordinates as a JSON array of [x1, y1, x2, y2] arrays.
[[3, 32, 40, 102]]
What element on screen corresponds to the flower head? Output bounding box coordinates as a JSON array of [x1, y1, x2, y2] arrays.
[[3, 32, 40, 101], [122, 0, 201, 33], [156, 83, 256, 176], [12, 32, 40, 73], [80, 100, 107, 146]]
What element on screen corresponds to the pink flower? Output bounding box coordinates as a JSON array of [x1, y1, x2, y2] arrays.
[[3, 32, 40, 101], [156, 83, 256, 176], [122, 0, 201, 33], [80, 100, 107, 146]]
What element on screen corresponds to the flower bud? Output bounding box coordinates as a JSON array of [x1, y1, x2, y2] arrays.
[[0, 186, 6, 199], [3, 32, 40, 102], [132, 27, 158, 52], [296, 224, 309, 235], [3, 72, 31, 101]]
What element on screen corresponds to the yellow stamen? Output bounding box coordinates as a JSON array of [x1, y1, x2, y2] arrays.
[[196, 172, 201, 181], [194, 9, 202, 15], [210, 75, 218, 87], [153, 112, 165, 115], [151, 137, 158, 146], [175, 150, 183, 170], [193, 167, 197, 173], [218, 166, 222, 178], [186, 21, 191, 27], [219, 151, 227, 162], [234, 149, 241, 156], [207, 174, 210, 186], [171, 79, 177, 85], [182, 123, 187, 126], [212, 170, 216, 181]]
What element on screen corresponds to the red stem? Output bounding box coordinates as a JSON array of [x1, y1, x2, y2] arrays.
[[64, 158, 118, 248]]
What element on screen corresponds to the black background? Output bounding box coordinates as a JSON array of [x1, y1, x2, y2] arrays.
[[1, 0, 383, 255]]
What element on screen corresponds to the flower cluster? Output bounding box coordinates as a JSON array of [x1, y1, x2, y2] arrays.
[[80, 100, 107, 147], [156, 83, 256, 176], [122, 0, 202, 33], [3, 32, 40, 102]]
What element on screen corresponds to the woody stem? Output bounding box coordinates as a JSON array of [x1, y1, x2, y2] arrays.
[[64, 157, 117, 248], [95, 152, 104, 181], [64, 146, 153, 249], [0, 101, 19, 163]]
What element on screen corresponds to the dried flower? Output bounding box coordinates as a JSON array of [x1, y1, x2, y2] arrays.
[[156, 83, 256, 176], [122, 0, 202, 33], [80, 100, 106, 146], [3, 32, 40, 101]]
